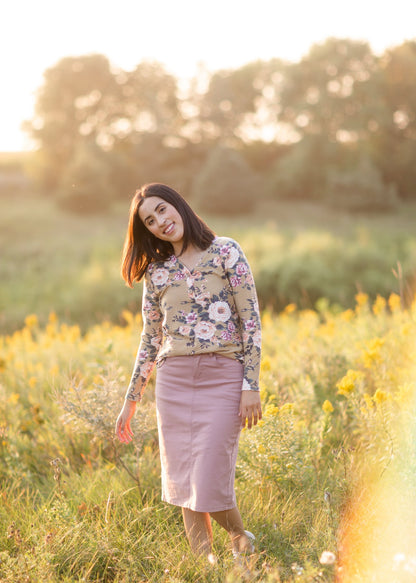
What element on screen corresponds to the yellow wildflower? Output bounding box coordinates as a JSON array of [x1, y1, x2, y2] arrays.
[[48, 311, 58, 324], [280, 403, 294, 415], [24, 314, 38, 328], [317, 321, 335, 337], [336, 370, 364, 397], [401, 323, 412, 336], [322, 400, 334, 414], [372, 295, 386, 316], [261, 357, 272, 373], [46, 324, 56, 338], [355, 292, 369, 309], [362, 337, 385, 368], [283, 303, 297, 315], [7, 393, 20, 404], [340, 309, 354, 322], [28, 377, 37, 389], [257, 444, 266, 454], [265, 403, 279, 416], [388, 293, 401, 312], [373, 388, 389, 405]]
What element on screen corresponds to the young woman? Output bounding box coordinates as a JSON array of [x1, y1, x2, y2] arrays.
[[115, 183, 262, 560]]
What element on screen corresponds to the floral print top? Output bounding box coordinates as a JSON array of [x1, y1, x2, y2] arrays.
[[125, 237, 261, 401]]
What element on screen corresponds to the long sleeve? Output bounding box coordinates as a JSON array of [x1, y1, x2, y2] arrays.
[[125, 269, 163, 401], [223, 240, 261, 391]]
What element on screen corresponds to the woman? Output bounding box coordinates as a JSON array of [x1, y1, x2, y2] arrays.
[[115, 183, 262, 560]]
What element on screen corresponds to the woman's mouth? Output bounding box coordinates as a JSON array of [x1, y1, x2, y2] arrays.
[[163, 223, 174, 235]]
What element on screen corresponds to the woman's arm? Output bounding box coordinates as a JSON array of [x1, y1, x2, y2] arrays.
[[223, 239, 262, 428], [124, 270, 163, 402], [116, 270, 163, 442]]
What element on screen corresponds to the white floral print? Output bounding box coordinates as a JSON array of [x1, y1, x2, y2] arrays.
[[194, 321, 216, 340], [125, 237, 261, 401], [224, 246, 239, 269], [208, 301, 231, 322], [151, 268, 169, 286]]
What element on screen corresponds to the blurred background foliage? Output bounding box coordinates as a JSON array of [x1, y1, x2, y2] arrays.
[[2, 36, 414, 213], [1, 36, 416, 332]]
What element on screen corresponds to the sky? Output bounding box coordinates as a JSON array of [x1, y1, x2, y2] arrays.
[[1, 0, 415, 151]]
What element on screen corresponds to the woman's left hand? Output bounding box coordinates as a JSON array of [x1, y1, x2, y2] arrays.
[[239, 391, 262, 429]]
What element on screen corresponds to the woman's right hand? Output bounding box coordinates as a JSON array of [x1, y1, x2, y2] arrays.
[[115, 400, 137, 443]]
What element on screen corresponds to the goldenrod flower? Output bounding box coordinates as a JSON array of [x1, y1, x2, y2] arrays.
[[24, 314, 38, 328], [337, 370, 364, 397], [265, 403, 279, 416], [280, 403, 294, 415], [322, 400, 334, 414], [261, 357, 272, 372], [388, 293, 401, 312], [362, 337, 385, 368], [48, 311, 58, 324], [373, 388, 389, 405], [340, 309, 354, 322], [355, 292, 369, 308], [372, 295, 386, 316], [7, 393, 20, 404], [283, 303, 297, 315]]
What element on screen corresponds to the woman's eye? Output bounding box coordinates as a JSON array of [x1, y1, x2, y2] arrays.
[[159, 206, 165, 213]]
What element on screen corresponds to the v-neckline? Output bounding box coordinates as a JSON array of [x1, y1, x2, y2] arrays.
[[175, 241, 214, 274]]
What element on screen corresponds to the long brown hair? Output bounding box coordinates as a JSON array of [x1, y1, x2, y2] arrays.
[[121, 183, 215, 286]]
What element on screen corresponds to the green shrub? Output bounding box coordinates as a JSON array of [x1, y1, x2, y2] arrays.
[[58, 142, 113, 213], [325, 157, 399, 211], [192, 146, 263, 215]]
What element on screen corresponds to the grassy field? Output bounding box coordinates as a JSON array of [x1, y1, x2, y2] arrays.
[[1, 193, 416, 581], [1, 296, 416, 581]]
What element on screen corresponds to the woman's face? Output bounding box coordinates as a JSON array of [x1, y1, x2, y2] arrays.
[[138, 196, 184, 251]]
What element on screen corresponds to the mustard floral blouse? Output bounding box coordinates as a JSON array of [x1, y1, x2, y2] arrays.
[[125, 237, 261, 401]]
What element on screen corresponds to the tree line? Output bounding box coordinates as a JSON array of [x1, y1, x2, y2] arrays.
[[23, 37, 416, 214]]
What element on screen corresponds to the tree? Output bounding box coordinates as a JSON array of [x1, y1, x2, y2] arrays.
[[373, 41, 416, 198], [191, 146, 262, 215], [24, 55, 182, 194], [24, 54, 121, 191], [185, 59, 286, 145], [279, 38, 382, 143]]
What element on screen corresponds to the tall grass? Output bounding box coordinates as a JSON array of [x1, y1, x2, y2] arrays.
[[1, 295, 416, 581]]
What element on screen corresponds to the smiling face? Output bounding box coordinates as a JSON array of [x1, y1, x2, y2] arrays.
[[138, 196, 185, 253]]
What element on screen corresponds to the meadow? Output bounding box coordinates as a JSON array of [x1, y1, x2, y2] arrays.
[[1, 194, 416, 333], [1, 194, 416, 581]]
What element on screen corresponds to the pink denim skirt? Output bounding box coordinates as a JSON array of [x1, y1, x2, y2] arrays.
[[155, 353, 243, 512]]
